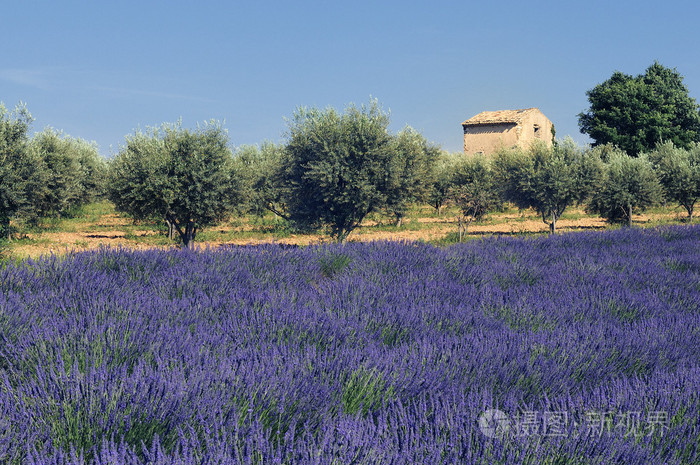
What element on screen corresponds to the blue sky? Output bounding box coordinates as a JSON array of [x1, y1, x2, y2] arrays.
[[2, 1, 700, 156]]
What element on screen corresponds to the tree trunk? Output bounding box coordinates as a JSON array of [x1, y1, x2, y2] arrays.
[[165, 219, 176, 240], [167, 215, 196, 250], [550, 212, 556, 234], [181, 230, 192, 250], [266, 204, 290, 221], [182, 221, 196, 250], [1, 217, 10, 241], [627, 204, 633, 227], [457, 215, 474, 242], [395, 215, 403, 228]]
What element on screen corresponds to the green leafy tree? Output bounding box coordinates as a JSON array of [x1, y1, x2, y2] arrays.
[[427, 151, 459, 215], [73, 137, 107, 205], [589, 149, 663, 226], [108, 129, 168, 226], [491, 145, 531, 211], [579, 62, 700, 155], [449, 154, 501, 241], [648, 141, 700, 222], [232, 142, 288, 219], [0, 103, 44, 239], [383, 127, 440, 226], [108, 121, 237, 249], [30, 128, 105, 218], [494, 139, 603, 234], [281, 100, 396, 243], [31, 128, 81, 218]]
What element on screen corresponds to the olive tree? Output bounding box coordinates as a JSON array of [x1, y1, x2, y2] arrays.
[[108, 121, 237, 249], [648, 141, 700, 222], [494, 139, 602, 234], [589, 149, 663, 226], [384, 127, 440, 226], [0, 103, 44, 239], [30, 128, 106, 218], [281, 100, 396, 243], [73, 137, 107, 205], [232, 142, 287, 219], [427, 151, 459, 215], [449, 154, 501, 241]]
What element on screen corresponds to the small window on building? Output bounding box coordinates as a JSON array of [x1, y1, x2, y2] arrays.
[[534, 125, 541, 138]]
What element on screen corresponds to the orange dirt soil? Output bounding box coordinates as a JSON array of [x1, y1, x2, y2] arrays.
[[8, 208, 686, 258]]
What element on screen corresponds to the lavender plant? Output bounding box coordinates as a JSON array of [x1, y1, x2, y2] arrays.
[[0, 226, 699, 464]]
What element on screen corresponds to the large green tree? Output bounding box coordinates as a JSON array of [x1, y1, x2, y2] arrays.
[[108, 122, 237, 249], [282, 100, 428, 243], [579, 62, 700, 155]]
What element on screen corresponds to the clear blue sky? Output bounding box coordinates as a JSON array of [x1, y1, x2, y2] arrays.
[[3, 1, 700, 156]]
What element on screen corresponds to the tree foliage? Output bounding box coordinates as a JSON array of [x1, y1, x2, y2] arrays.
[[579, 62, 700, 155], [449, 154, 501, 241], [30, 128, 106, 219], [282, 100, 418, 243], [648, 141, 700, 221], [588, 149, 663, 226], [232, 142, 287, 218], [108, 122, 237, 249], [427, 151, 460, 215], [0, 103, 44, 239], [493, 139, 602, 233], [383, 127, 440, 226]]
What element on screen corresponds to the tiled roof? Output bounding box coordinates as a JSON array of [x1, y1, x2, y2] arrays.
[[461, 108, 540, 126]]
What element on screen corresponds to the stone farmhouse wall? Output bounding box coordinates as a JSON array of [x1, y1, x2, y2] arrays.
[[462, 108, 554, 156]]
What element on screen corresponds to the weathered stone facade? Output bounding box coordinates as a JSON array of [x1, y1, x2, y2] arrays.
[[462, 108, 554, 155]]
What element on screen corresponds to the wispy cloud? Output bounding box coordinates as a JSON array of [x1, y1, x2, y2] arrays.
[[92, 85, 216, 103], [0, 68, 54, 90], [0, 69, 216, 104]]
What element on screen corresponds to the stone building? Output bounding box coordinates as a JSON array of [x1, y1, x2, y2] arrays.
[[461, 108, 554, 155]]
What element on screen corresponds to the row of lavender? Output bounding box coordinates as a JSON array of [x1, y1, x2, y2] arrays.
[[0, 226, 699, 464]]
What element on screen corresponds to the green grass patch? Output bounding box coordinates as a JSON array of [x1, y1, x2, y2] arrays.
[[341, 368, 395, 417], [318, 251, 352, 278]]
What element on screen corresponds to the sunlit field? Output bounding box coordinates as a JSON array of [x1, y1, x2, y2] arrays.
[[2, 200, 693, 259], [1, 225, 698, 464]]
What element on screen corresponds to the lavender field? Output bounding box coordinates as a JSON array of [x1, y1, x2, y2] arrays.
[[1, 226, 699, 464]]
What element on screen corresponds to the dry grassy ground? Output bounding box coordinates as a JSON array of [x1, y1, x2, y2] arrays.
[[3, 201, 692, 258]]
